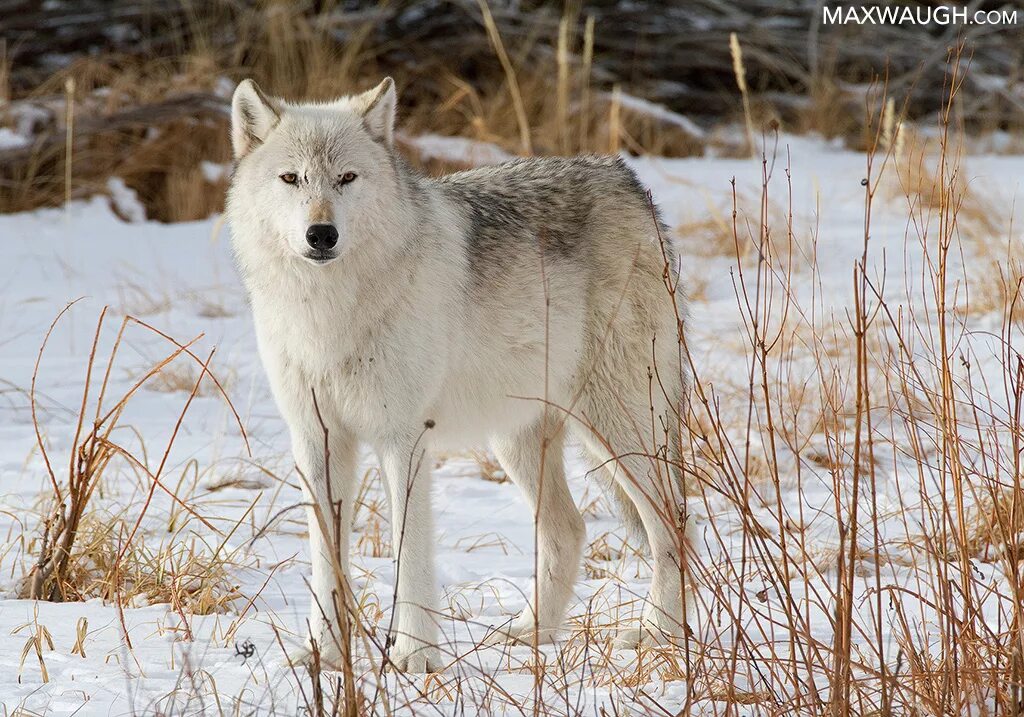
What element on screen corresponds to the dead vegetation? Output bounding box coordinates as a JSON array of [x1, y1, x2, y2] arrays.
[[3, 1, 1021, 220], [0, 2, 729, 220], [14, 99, 1024, 712], [666, 61, 1024, 714], [20, 303, 248, 624]]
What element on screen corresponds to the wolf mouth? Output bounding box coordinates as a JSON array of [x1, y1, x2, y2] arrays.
[[304, 250, 337, 264]]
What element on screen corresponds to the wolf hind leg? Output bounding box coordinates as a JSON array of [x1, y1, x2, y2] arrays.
[[591, 469, 649, 553], [484, 419, 584, 646], [574, 393, 690, 648]]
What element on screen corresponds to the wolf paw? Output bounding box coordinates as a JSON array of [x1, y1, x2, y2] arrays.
[[482, 616, 559, 647], [612, 626, 657, 650], [613, 620, 683, 650], [283, 644, 313, 668], [280, 630, 348, 667], [282, 639, 345, 670], [388, 640, 442, 673]]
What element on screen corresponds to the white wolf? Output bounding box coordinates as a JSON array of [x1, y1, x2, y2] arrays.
[[227, 77, 692, 673]]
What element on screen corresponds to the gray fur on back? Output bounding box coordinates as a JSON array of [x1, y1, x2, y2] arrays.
[[432, 156, 658, 280]]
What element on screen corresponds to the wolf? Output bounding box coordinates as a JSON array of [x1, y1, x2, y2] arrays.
[[226, 77, 692, 673]]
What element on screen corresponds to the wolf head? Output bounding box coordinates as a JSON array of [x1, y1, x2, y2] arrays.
[[227, 78, 400, 267]]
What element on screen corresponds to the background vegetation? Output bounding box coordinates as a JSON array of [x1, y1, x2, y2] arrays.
[[2, 0, 1021, 219]]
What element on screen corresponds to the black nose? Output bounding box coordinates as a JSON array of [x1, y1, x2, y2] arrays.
[[306, 224, 338, 251]]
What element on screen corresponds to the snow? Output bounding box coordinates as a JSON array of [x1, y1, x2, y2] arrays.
[[106, 177, 147, 223], [1, 134, 1021, 714], [401, 132, 514, 166], [200, 161, 231, 184], [599, 91, 706, 139], [0, 127, 29, 150]]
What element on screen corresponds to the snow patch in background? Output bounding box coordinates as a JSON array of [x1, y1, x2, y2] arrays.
[[106, 177, 147, 223], [403, 132, 514, 166], [0, 127, 30, 150]]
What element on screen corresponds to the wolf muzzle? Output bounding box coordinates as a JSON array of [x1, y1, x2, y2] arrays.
[[304, 224, 339, 263]]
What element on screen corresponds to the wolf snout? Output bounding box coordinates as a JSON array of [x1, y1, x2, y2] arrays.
[[306, 224, 339, 251]]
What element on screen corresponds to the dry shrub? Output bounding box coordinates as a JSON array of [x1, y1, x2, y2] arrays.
[[55, 511, 245, 615], [665, 65, 1024, 715], [107, 120, 231, 222], [146, 362, 230, 397], [399, 27, 712, 160], [793, 74, 862, 142], [960, 487, 1024, 561], [1, 49, 233, 219], [20, 304, 247, 618]]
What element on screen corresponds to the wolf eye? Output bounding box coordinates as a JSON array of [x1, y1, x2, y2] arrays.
[[280, 173, 298, 185], [339, 172, 357, 185]]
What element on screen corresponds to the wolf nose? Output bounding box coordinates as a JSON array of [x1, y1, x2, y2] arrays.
[[306, 224, 338, 251]]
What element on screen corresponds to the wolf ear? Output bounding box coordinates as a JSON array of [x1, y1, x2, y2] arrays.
[[357, 77, 397, 147], [231, 79, 281, 159]]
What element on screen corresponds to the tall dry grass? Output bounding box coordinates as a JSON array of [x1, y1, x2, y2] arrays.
[[20, 303, 249, 630], [0, 2, 717, 221], [668, 58, 1024, 715]]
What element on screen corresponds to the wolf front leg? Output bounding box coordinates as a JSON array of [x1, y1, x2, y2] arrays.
[[288, 416, 357, 668], [378, 435, 442, 673]]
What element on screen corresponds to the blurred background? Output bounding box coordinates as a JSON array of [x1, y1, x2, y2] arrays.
[[1, 0, 1021, 221]]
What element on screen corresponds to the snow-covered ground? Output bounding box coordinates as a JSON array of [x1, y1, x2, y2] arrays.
[[1, 135, 1021, 715]]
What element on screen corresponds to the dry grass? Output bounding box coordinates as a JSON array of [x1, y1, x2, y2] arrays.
[[145, 363, 228, 397], [353, 467, 391, 559], [675, 187, 792, 263], [0, 2, 719, 222], [890, 129, 963, 209], [55, 512, 245, 615], [468, 450, 509, 484], [957, 181, 1024, 323], [572, 57, 1024, 716], [19, 305, 247, 625], [887, 129, 1024, 324]]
